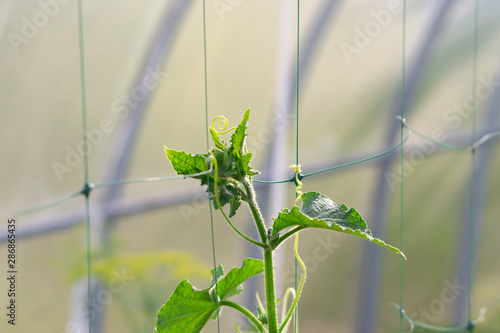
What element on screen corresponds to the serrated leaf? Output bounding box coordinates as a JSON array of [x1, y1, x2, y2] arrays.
[[240, 152, 259, 177], [229, 197, 241, 217], [215, 258, 264, 300], [209, 258, 264, 321], [209, 182, 234, 210], [156, 258, 265, 333], [164, 146, 207, 176], [231, 108, 250, 156], [209, 127, 226, 150], [207, 176, 246, 213], [210, 265, 224, 285], [300, 191, 367, 231], [272, 191, 406, 259], [155, 280, 216, 333]]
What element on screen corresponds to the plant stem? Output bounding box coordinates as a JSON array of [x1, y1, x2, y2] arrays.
[[209, 153, 266, 248], [244, 178, 279, 333], [264, 249, 279, 333], [279, 234, 306, 332], [219, 300, 266, 332], [276, 226, 304, 248], [244, 178, 268, 245]]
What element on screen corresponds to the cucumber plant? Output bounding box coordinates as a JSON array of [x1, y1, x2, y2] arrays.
[[155, 109, 405, 333]]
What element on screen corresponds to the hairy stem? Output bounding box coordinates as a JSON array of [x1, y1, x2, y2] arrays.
[[264, 249, 278, 333], [244, 178, 278, 333], [244, 178, 268, 245], [209, 153, 266, 248], [219, 301, 266, 332], [276, 226, 304, 248]]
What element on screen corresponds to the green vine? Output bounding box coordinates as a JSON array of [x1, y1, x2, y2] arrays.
[[155, 109, 405, 333]]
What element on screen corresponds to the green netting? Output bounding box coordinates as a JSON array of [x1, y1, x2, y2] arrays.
[[7, 1, 500, 332]]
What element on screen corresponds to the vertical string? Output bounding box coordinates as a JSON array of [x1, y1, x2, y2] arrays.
[[294, 1, 300, 332], [399, 1, 406, 331], [202, 1, 220, 331], [76, 0, 92, 332], [76, 0, 89, 182], [83, 194, 92, 333], [203, 0, 210, 150], [295, 0, 300, 167], [468, 0, 479, 328]]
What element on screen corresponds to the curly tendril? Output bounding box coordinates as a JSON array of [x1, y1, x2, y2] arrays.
[[279, 229, 306, 333], [211, 116, 237, 135]]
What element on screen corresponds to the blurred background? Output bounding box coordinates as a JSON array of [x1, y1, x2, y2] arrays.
[[1, 0, 500, 332]]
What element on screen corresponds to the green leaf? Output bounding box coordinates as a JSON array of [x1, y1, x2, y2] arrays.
[[215, 258, 264, 300], [272, 191, 406, 258], [229, 197, 241, 217], [231, 108, 250, 156], [155, 280, 216, 333], [164, 146, 207, 176], [156, 258, 265, 333], [209, 127, 226, 150], [300, 191, 367, 231], [210, 265, 224, 285], [164, 111, 258, 221], [209, 181, 235, 210], [240, 152, 259, 177]]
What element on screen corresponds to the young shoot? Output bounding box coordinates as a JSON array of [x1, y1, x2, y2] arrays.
[[155, 109, 405, 333]]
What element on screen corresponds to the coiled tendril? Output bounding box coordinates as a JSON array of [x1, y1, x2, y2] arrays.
[[211, 116, 237, 135]]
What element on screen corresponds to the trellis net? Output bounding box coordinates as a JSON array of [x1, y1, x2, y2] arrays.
[[1, 1, 500, 332]]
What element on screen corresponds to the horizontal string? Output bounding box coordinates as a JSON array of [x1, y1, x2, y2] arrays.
[[254, 133, 410, 184], [16, 120, 500, 217], [398, 116, 500, 151], [389, 298, 500, 333], [13, 190, 82, 217], [303, 134, 409, 178], [13, 165, 213, 217], [91, 165, 213, 188]]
